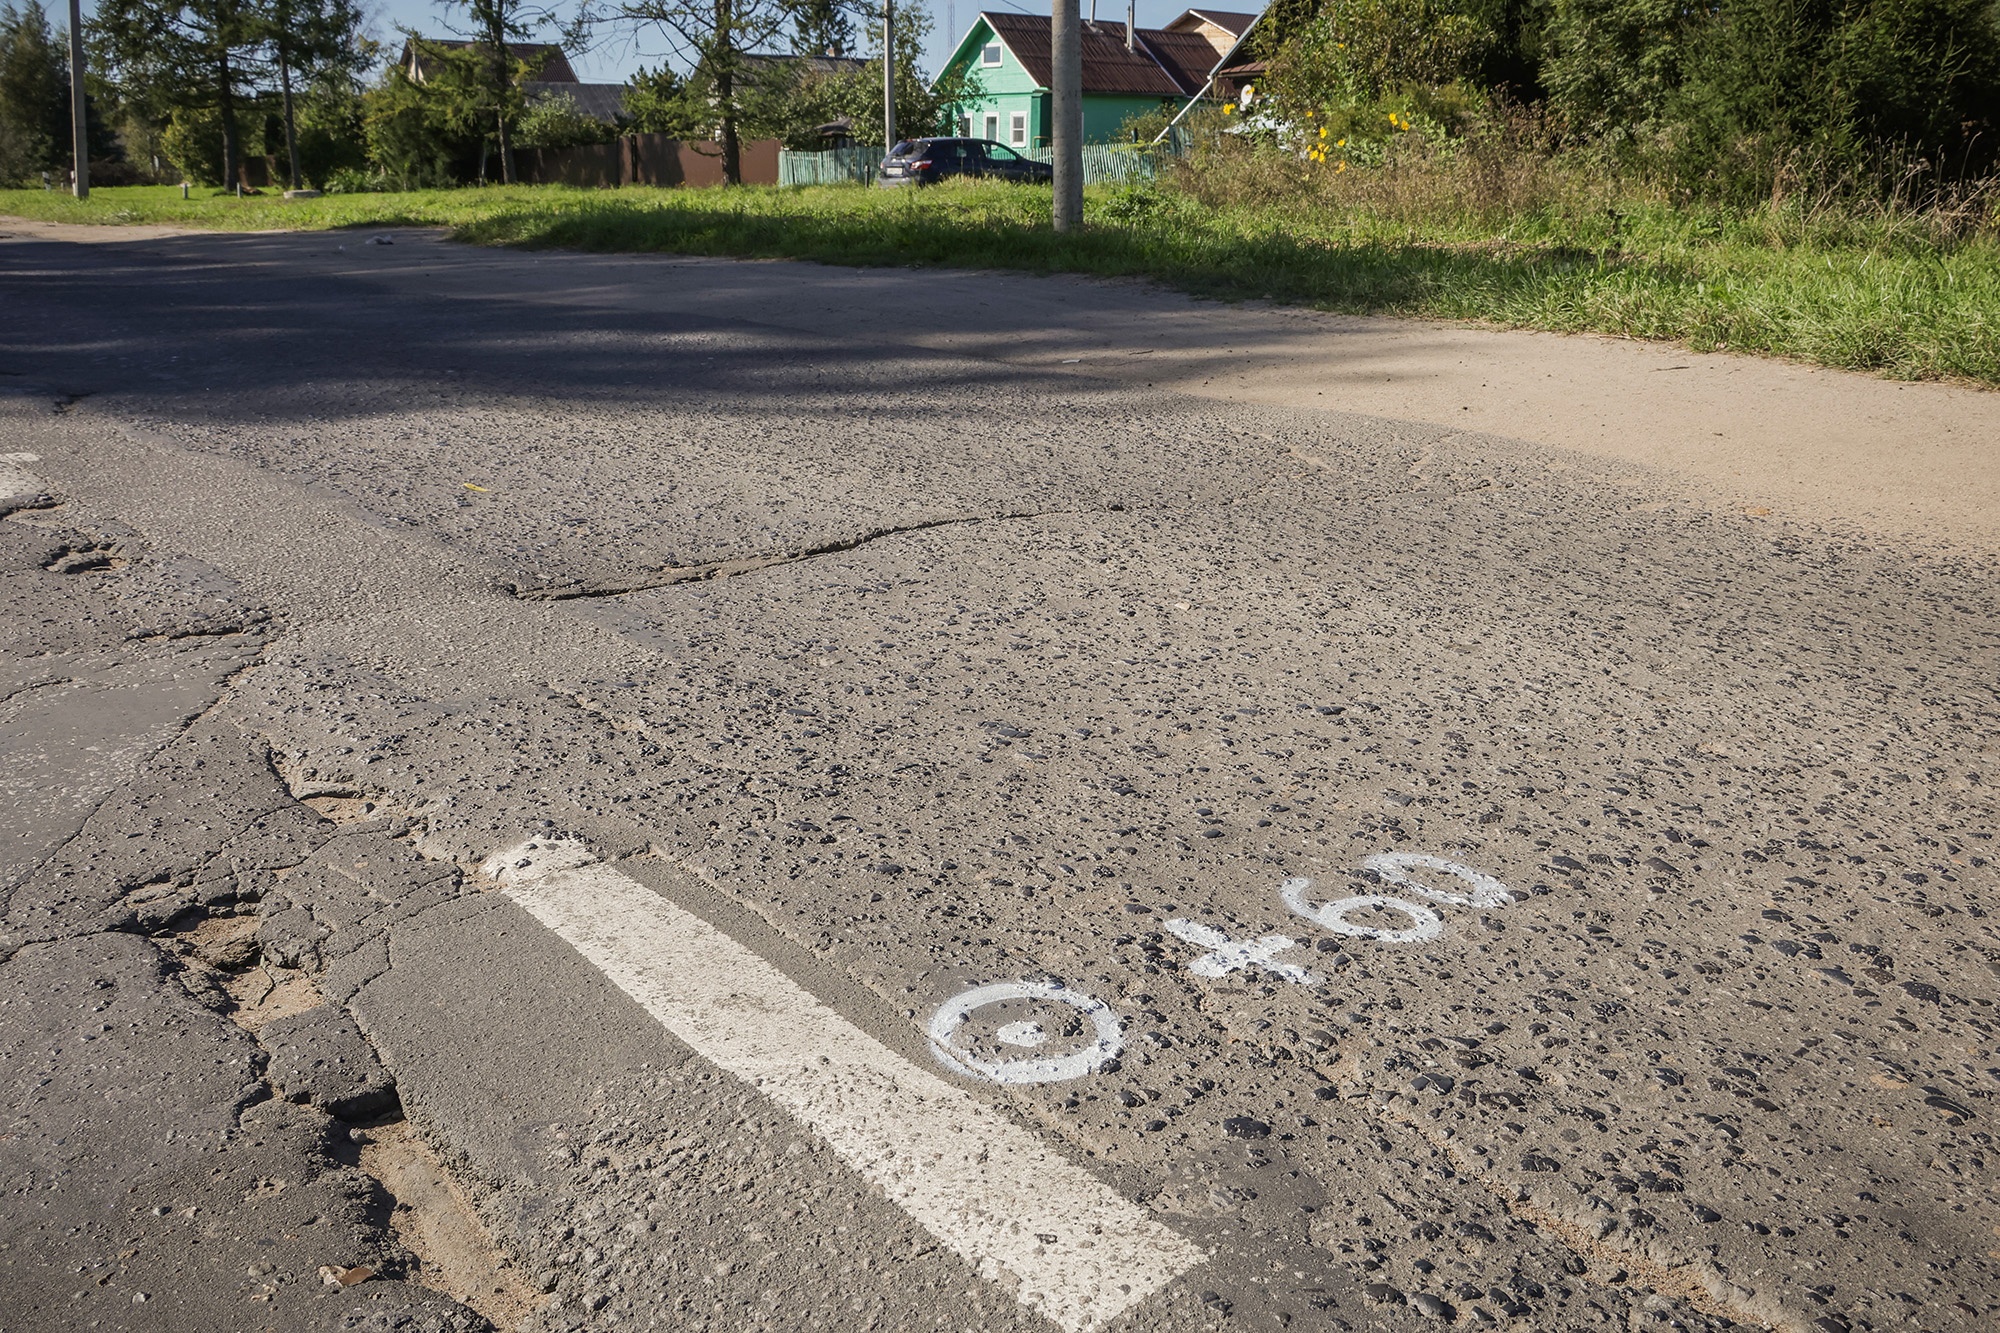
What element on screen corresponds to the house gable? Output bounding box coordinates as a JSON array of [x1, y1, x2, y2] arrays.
[[939, 16, 1045, 97], [1162, 9, 1260, 57]]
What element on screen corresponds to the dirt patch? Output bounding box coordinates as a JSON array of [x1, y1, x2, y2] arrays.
[[362, 1123, 541, 1331], [164, 911, 326, 1031]]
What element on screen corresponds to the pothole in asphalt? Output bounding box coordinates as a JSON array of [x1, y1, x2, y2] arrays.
[[361, 1123, 541, 1331]]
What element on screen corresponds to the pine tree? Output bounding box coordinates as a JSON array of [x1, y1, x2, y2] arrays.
[[91, 0, 267, 186], [263, 0, 366, 188], [787, 0, 854, 56], [0, 0, 67, 182], [602, 0, 792, 183]]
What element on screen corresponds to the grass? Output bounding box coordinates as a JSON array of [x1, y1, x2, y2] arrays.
[[3, 171, 1996, 387]]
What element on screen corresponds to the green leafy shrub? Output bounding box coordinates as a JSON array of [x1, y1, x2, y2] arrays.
[[514, 91, 615, 149], [161, 108, 228, 185]]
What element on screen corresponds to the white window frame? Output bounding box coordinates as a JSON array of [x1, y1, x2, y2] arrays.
[[1009, 112, 1028, 147], [983, 112, 1000, 141], [981, 42, 1003, 67]]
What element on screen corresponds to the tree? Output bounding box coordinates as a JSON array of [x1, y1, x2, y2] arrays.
[[262, 0, 366, 188], [437, 0, 577, 183], [366, 32, 518, 184], [599, 0, 792, 183], [91, 0, 266, 186], [621, 61, 702, 133], [1267, 0, 1489, 107], [807, 3, 963, 145], [0, 0, 67, 183], [786, 0, 852, 56], [364, 43, 478, 185]]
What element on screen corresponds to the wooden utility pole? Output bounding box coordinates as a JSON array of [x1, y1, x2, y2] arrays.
[[67, 0, 87, 198], [1050, 0, 1081, 230], [882, 0, 897, 149]]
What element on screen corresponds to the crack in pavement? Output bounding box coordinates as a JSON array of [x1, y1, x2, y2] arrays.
[[0, 643, 277, 944], [505, 506, 1124, 601], [505, 480, 1504, 603], [0, 674, 74, 708]]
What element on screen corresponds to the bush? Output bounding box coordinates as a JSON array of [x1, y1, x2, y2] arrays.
[[320, 164, 384, 193], [1543, 0, 2000, 193], [514, 91, 615, 150], [1257, 0, 2000, 200], [160, 108, 227, 184]]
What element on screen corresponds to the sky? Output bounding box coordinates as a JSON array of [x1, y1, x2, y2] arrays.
[[359, 0, 1220, 85]]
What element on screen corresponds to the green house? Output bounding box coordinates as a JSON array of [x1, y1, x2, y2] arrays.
[[935, 11, 1244, 149]]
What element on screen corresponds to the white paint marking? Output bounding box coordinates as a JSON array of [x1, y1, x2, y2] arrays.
[[1280, 877, 1444, 943], [0, 452, 40, 462], [929, 980, 1124, 1084], [1361, 852, 1512, 908], [997, 1021, 1048, 1048], [1163, 919, 1322, 985], [486, 840, 1201, 1333]]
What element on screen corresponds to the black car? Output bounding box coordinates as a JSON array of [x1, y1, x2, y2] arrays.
[[876, 138, 1054, 187]]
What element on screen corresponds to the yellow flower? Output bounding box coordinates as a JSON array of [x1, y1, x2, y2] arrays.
[[1319, 126, 1327, 138], [1337, 138, 1346, 147], [1222, 104, 1233, 115], [1336, 161, 1347, 172]]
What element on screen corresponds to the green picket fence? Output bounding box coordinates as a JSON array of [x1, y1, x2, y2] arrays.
[[1024, 144, 1172, 185], [778, 147, 882, 186], [778, 142, 1174, 188]]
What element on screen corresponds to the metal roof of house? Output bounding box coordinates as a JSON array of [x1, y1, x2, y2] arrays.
[[979, 13, 1204, 97], [739, 51, 868, 78], [526, 81, 626, 123], [1140, 28, 1230, 91]]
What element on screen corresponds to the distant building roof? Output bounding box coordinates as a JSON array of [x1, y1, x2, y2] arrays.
[[979, 13, 1205, 98], [739, 51, 868, 78], [526, 81, 626, 122], [1165, 9, 1260, 40], [403, 39, 578, 84]]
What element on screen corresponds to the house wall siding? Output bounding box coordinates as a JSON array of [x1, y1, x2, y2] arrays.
[[1082, 95, 1170, 141]]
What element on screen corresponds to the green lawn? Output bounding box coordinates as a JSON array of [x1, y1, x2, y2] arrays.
[[5, 181, 1996, 387]]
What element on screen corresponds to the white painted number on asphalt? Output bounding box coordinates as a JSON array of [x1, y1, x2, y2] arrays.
[[1281, 878, 1447, 943], [1360, 851, 1513, 908], [928, 980, 1125, 1085], [1161, 918, 1323, 985]]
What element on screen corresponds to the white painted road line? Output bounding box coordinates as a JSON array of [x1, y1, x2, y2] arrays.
[[484, 839, 1205, 1333]]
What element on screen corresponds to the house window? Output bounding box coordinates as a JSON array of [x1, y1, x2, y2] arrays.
[[983, 112, 999, 141], [961, 115, 974, 137], [1009, 112, 1027, 147], [981, 42, 1003, 67]]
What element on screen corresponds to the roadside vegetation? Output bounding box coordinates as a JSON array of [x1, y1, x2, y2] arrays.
[[6, 167, 1995, 387]]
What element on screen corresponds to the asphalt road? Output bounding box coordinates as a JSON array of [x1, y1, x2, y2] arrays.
[[1, 225, 1995, 1333]]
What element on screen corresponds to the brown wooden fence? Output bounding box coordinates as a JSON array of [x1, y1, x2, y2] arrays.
[[516, 135, 781, 188]]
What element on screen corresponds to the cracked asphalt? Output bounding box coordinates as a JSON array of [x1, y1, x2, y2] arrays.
[[1, 225, 1996, 1333]]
